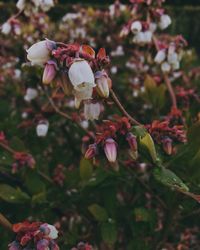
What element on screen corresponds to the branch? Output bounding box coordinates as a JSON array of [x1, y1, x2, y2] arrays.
[[110, 89, 142, 126], [0, 213, 13, 231], [163, 73, 177, 109]]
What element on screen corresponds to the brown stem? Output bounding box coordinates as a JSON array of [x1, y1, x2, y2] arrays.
[[46, 93, 95, 139], [110, 89, 142, 126], [0, 142, 15, 154], [0, 213, 13, 231], [163, 74, 177, 109]]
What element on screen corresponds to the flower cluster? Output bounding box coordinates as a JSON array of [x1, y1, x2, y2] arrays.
[[27, 40, 111, 119], [16, 0, 55, 15], [84, 117, 138, 163], [8, 221, 59, 250], [12, 152, 36, 173], [146, 119, 186, 155]]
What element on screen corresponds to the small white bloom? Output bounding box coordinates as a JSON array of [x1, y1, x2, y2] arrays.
[[84, 102, 101, 121], [159, 14, 172, 30], [154, 50, 166, 64], [167, 52, 178, 65], [110, 66, 117, 74], [1, 22, 11, 35], [24, 88, 38, 102], [111, 46, 124, 57], [171, 61, 180, 70], [68, 60, 95, 90], [27, 40, 50, 65], [161, 62, 171, 73], [80, 120, 89, 129], [149, 22, 157, 33], [39, 0, 54, 12], [131, 21, 142, 34], [46, 224, 58, 239], [16, 0, 26, 10], [133, 32, 145, 44], [36, 121, 49, 137], [143, 31, 152, 43]]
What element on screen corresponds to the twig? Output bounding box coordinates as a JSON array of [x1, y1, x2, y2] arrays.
[[45, 93, 95, 138], [110, 89, 142, 126], [0, 142, 15, 154], [163, 73, 177, 109], [0, 213, 13, 231]]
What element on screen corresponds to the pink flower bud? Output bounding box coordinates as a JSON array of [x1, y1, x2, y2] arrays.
[[162, 137, 173, 155], [36, 239, 49, 250], [126, 133, 137, 152], [95, 71, 111, 98], [42, 61, 57, 84], [85, 144, 97, 159], [104, 138, 117, 163]]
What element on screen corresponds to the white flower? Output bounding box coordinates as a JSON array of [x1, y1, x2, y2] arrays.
[[167, 52, 178, 65], [110, 66, 117, 74], [171, 61, 180, 70], [27, 40, 50, 65], [46, 224, 58, 239], [159, 14, 172, 30], [68, 59, 95, 90], [1, 22, 11, 35], [154, 50, 166, 64], [16, 0, 25, 10], [143, 31, 152, 43], [84, 102, 101, 121], [24, 88, 38, 102], [149, 22, 157, 33], [36, 121, 49, 137], [74, 86, 93, 108], [161, 62, 171, 73], [111, 46, 124, 57], [131, 21, 142, 34], [39, 0, 54, 12]]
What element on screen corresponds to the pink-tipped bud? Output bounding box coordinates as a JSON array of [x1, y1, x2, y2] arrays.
[[85, 144, 97, 159], [104, 138, 117, 163], [162, 137, 173, 155], [126, 132, 137, 152], [95, 71, 111, 98], [42, 60, 57, 84]]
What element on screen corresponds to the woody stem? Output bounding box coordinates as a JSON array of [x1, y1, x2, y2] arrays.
[[110, 89, 142, 126], [163, 74, 177, 109], [0, 213, 13, 231]]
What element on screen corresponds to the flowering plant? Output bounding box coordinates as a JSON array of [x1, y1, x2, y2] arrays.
[[0, 0, 200, 249]]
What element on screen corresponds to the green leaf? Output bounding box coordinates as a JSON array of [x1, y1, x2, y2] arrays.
[[0, 184, 30, 203], [80, 158, 93, 181], [139, 133, 157, 162], [153, 168, 189, 192], [88, 204, 108, 222], [132, 126, 147, 138], [32, 192, 46, 204], [24, 170, 46, 195], [101, 220, 117, 245], [10, 137, 26, 151]]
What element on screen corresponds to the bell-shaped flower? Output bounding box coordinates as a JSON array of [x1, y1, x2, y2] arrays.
[[36, 120, 49, 137], [95, 71, 111, 98], [84, 102, 101, 121], [74, 85, 94, 108], [24, 88, 38, 102], [1, 22, 11, 35], [161, 62, 171, 73], [27, 40, 55, 66], [126, 133, 137, 152], [16, 0, 25, 11], [158, 14, 172, 30], [131, 21, 142, 34], [154, 50, 166, 64], [68, 59, 95, 90], [104, 138, 117, 163], [42, 60, 57, 84], [40, 0, 55, 12], [85, 143, 98, 159], [40, 223, 58, 240]]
